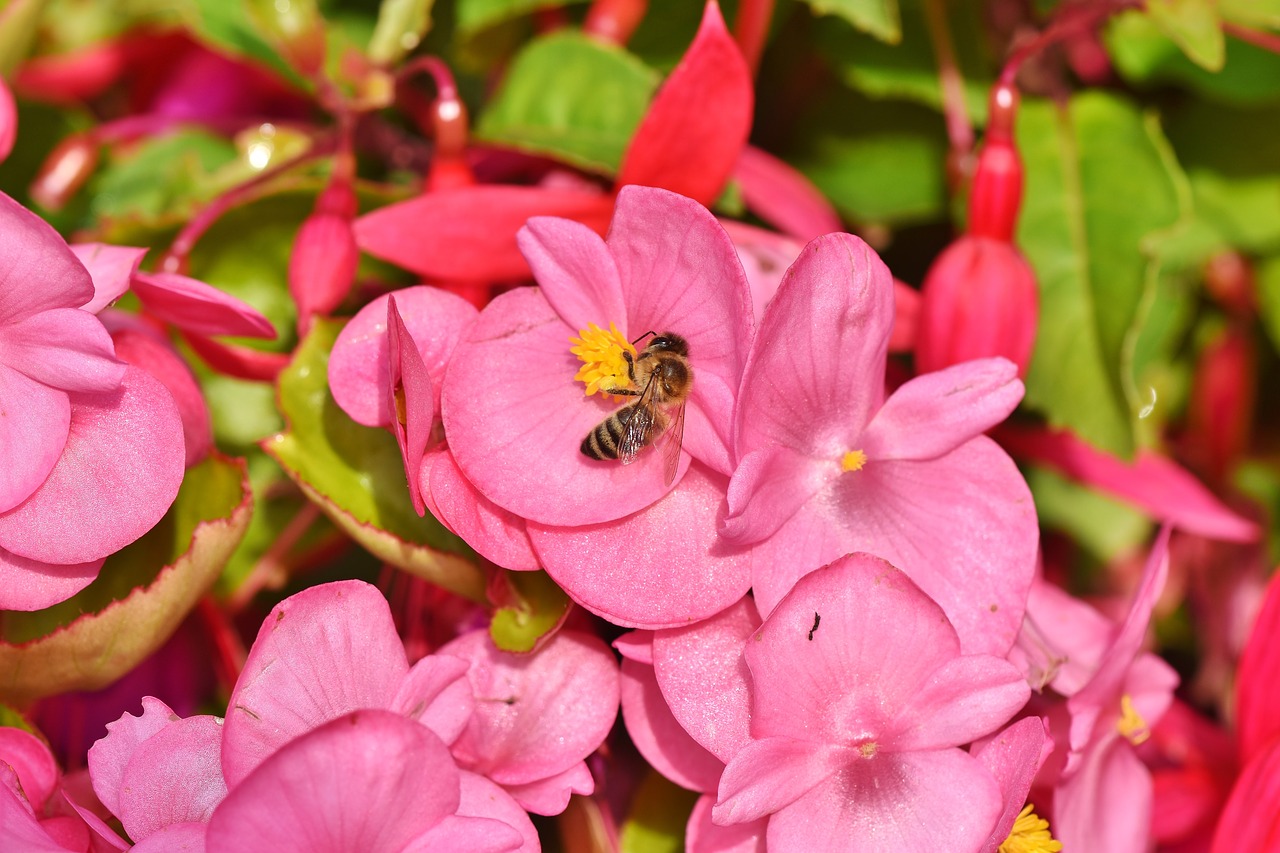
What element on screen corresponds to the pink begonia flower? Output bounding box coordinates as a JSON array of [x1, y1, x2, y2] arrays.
[[0, 74, 15, 163], [651, 554, 1029, 851], [721, 231, 1037, 656], [441, 185, 754, 627], [971, 717, 1056, 853]]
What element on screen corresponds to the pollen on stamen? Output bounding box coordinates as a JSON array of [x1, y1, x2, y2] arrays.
[[841, 449, 868, 472], [1116, 694, 1151, 745], [570, 322, 637, 398], [999, 804, 1062, 853]]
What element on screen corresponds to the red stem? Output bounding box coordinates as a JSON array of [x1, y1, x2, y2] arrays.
[[999, 0, 1140, 87], [922, 0, 973, 186], [197, 596, 248, 694], [1223, 21, 1280, 55], [226, 502, 323, 614]]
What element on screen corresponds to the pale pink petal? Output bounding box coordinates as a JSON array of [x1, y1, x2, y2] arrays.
[[721, 445, 829, 545], [530, 463, 751, 629], [117, 716, 226, 841], [0, 308, 122, 392], [131, 272, 276, 339], [734, 146, 842, 242], [206, 711, 460, 853], [387, 295, 434, 516], [972, 717, 1051, 853], [329, 286, 477, 429], [109, 323, 211, 467], [88, 697, 178, 818], [0, 76, 13, 163], [424, 448, 539, 571], [0, 728, 59, 811], [442, 286, 673, 525], [652, 597, 759, 763], [714, 738, 850, 825], [0, 784, 68, 853], [0, 545, 101, 610], [221, 581, 409, 788], [0, 362, 69, 513], [882, 655, 1029, 752], [686, 794, 766, 853], [390, 654, 476, 746], [1054, 733, 1152, 853], [70, 244, 146, 313], [0, 192, 94, 322], [130, 822, 207, 852], [517, 216, 625, 334], [0, 366, 184, 564], [613, 630, 653, 665], [455, 771, 540, 853], [764, 750, 1002, 853], [404, 815, 523, 853], [733, 233, 893, 458], [439, 629, 618, 790], [859, 358, 1023, 462], [500, 763, 594, 816], [620, 656, 724, 793]]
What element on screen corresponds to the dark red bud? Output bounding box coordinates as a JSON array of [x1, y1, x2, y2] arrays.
[[30, 133, 99, 211], [968, 83, 1024, 242], [1204, 251, 1257, 317], [583, 0, 649, 45], [1188, 325, 1255, 483]]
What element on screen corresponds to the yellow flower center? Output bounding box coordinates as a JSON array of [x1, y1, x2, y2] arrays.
[[1117, 694, 1151, 745], [841, 449, 868, 472], [570, 322, 637, 398], [999, 804, 1062, 853]]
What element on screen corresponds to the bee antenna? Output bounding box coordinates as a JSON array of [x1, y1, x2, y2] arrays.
[[630, 330, 659, 346]]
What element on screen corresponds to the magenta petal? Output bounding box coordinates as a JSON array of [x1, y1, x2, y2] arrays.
[[455, 771, 540, 853], [882, 655, 1029, 752], [734, 233, 893, 457], [0, 728, 59, 811], [620, 656, 724, 793], [425, 448, 539, 571], [714, 738, 850, 825], [972, 717, 1051, 853], [117, 716, 226, 842], [0, 193, 94, 323], [0, 77, 13, 163], [439, 629, 618, 789], [1054, 733, 1152, 853], [70, 244, 146, 313], [0, 545, 101, 610], [443, 287, 671, 524], [88, 696, 178, 819], [500, 763, 594, 815], [652, 597, 759, 763], [859, 358, 1023, 462], [722, 445, 829, 545], [531, 464, 751, 628], [687, 794, 766, 853], [1211, 739, 1280, 851], [221, 581, 410, 788], [207, 711, 460, 853], [0, 363, 69, 513], [130, 822, 207, 852], [405, 815, 523, 853], [387, 296, 434, 516], [0, 365, 184, 564], [0, 308, 122, 393], [518, 216, 625, 334], [0, 785, 68, 853], [734, 146, 842, 242], [764, 751, 1002, 853], [390, 654, 476, 746], [131, 272, 276, 339]]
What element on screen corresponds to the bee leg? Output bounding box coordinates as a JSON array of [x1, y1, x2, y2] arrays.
[[622, 350, 637, 385], [603, 386, 641, 397]]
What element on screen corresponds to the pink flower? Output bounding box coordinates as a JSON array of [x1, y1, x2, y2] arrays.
[[0, 74, 14, 163], [722, 231, 1037, 656]]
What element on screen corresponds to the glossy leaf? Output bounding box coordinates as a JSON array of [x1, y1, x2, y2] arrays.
[[456, 0, 585, 37], [263, 319, 487, 602], [0, 0, 46, 77], [1146, 0, 1224, 72], [489, 570, 572, 653], [368, 0, 435, 65], [179, 0, 306, 86], [0, 454, 250, 705], [88, 129, 238, 229], [804, 0, 900, 44]]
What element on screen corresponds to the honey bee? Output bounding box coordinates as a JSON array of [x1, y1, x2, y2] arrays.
[[581, 332, 692, 486]]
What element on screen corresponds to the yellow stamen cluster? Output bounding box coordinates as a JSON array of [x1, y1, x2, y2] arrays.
[[1117, 694, 1151, 745], [841, 449, 868, 472], [999, 804, 1062, 853], [570, 322, 637, 398]]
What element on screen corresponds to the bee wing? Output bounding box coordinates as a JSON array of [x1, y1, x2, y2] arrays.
[[618, 373, 661, 466], [656, 400, 686, 487]]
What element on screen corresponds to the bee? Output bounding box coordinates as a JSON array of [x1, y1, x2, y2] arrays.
[[581, 331, 692, 486]]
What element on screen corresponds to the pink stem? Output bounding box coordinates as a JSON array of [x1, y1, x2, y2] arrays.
[[226, 502, 324, 615]]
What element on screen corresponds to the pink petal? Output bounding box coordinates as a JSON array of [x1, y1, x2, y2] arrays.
[[454, 771, 540, 853], [733, 233, 893, 459], [182, 332, 289, 381], [221, 581, 410, 788], [652, 596, 759, 763], [972, 717, 1052, 853], [859, 358, 1024, 462], [0, 192, 94, 322], [0, 728, 59, 812], [442, 286, 673, 525], [405, 815, 523, 853], [1054, 733, 1152, 853], [354, 185, 613, 281], [289, 213, 358, 320], [88, 696, 178, 819], [389, 654, 476, 746], [0, 363, 69, 513], [70, 244, 146, 314], [500, 763, 594, 816], [0, 307, 123, 393], [620, 656, 724, 793], [0, 365, 184, 564], [998, 426, 1259, 542], [881, 655, 1030, 752], [763, 750, 1002, 853], [530, 463, 751, 629], [722, 445, 828, 545], [1238, 568, 1280, 761], [686, 794, 766, 853], [130, 822, 207, 852], [424, 448, 539, 571], [0, 784, 69, 853], [130, 272, 276, 339], [117, 715, 226, 842], [0, 76, 13, 163], [387, 295, 434, 516], [719, 220, 805, 325], [329, 286, 477, 429], [0, 545, 101, 610], [109, 323, 211, 467], [734, 146, 842, 241], [613, 629, 653, 665], [439, 629, 618, 790], [517, 215, 625, 334], [714, 737, 851, 825], [206, 711, 461, 853], [1210, 739, 1280, 852], [616, 1, 752, 206]]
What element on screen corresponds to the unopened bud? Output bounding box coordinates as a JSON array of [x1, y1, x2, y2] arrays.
[[30, 133, 99, 210], [1188, 325, 1255, 483], [0, 76, 14, 163], [290, 211, 359, 323], [1204, 251, 1256, 317], [968, 83, 1023, 242]]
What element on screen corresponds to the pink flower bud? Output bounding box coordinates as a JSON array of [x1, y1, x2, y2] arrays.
[[30, 133, 99, 211], [289, 177, 359, 326], [915, 235, 1038, 376], [968, 83, 1023, 242], [0, 75, 14, 163], [1187, 324, 1255, 483], [1204, 251, 1257, 317]]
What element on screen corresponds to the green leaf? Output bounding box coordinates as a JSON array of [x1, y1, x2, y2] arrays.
[[476, 32, 658, 174], [264, 319, 487, 602], [1017, 94, 1181, 457], [619, 769, 700, 853], [368, 0, 435, 64], [0, 455, 251, 705], [489, 570, 572, 653], [0, 0, 47, 76], [1221, 0, 1280, 28], [178, 0, 307, 86], [1257, 255, 1280, 352], [456, 0, 584, 38], [805, 0, 901, 44], [1146, 0, 1225, 71]]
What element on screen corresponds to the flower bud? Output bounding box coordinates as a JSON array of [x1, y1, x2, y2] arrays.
[[968, 83, 1023, 242], [0, 76, 14, 163], [289, 211, 359, 325], [30, 132, 99, 211], [1187, 323, 1255, 483]]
